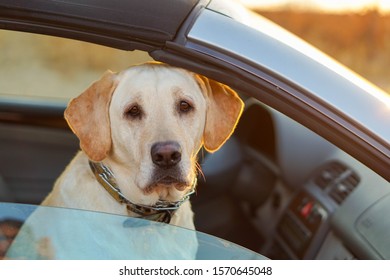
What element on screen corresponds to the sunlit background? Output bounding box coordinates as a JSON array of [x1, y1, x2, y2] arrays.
[[240, 0, 390, 12], [238, 0, 390, 93]]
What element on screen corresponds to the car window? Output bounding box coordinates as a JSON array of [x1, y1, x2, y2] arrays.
[[1, 203, 266, 260], [0, 30, 152, 100]]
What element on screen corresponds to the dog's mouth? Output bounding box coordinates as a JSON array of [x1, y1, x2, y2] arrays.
[[144, 175, 189, 195]]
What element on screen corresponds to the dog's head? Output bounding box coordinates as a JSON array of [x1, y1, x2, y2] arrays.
[[65, 62, 243, 204]]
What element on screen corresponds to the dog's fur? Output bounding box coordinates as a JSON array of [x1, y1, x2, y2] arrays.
[[43, 62, 243, 230], [7, 63, 243, 259]]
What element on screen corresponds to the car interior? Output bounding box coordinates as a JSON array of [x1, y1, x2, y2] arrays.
[[1, 32, 389, 260], [193, 97, 390, 259]]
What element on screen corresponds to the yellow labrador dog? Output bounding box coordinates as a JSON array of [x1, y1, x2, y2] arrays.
[[7, 62, 243, 259], [42, 62, 243, 230]]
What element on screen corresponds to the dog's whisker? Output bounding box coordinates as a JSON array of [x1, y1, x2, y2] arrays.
[[195, 161, 205, 181]]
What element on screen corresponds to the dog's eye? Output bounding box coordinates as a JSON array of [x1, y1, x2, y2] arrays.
[[125, 105, 142, 118], [179, 101, 192, 113]]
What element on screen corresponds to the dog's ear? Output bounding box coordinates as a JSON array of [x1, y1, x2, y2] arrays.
[[197, 75, 244, 152], [65, 70, 118, 162]]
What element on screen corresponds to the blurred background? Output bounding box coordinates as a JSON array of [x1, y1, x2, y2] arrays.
[[0, 0, 389, 99], [243, 0, 390, 93]]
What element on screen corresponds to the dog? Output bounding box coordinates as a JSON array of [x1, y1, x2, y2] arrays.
[[7, 62, 244, 259]]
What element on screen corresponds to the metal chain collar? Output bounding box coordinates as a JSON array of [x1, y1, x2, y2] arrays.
[[89, 161, 196, 224]]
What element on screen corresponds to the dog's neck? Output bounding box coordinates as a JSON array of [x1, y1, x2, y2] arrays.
[[88, 161, 196, 224]]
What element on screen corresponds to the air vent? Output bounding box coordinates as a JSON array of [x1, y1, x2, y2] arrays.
[[313, 161, 360, 204], [329, 172, 360, 204], [314, 161, 347, 189]]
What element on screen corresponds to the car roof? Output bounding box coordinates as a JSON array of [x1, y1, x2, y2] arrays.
[[0, 0, 200, 50]]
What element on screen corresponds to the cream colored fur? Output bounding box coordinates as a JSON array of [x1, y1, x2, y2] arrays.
[[43, 63, 243, 229], [42, 62, 243, 230], [8, 62, 244, 259]]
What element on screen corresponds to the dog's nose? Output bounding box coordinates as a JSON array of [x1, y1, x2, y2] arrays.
[[151, 141, 182, 168]]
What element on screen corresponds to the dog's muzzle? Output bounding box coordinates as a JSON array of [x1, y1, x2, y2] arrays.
[[89, 161, 196, 224]]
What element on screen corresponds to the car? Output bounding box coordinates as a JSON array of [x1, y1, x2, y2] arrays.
[[0, 0, 389, 260]]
